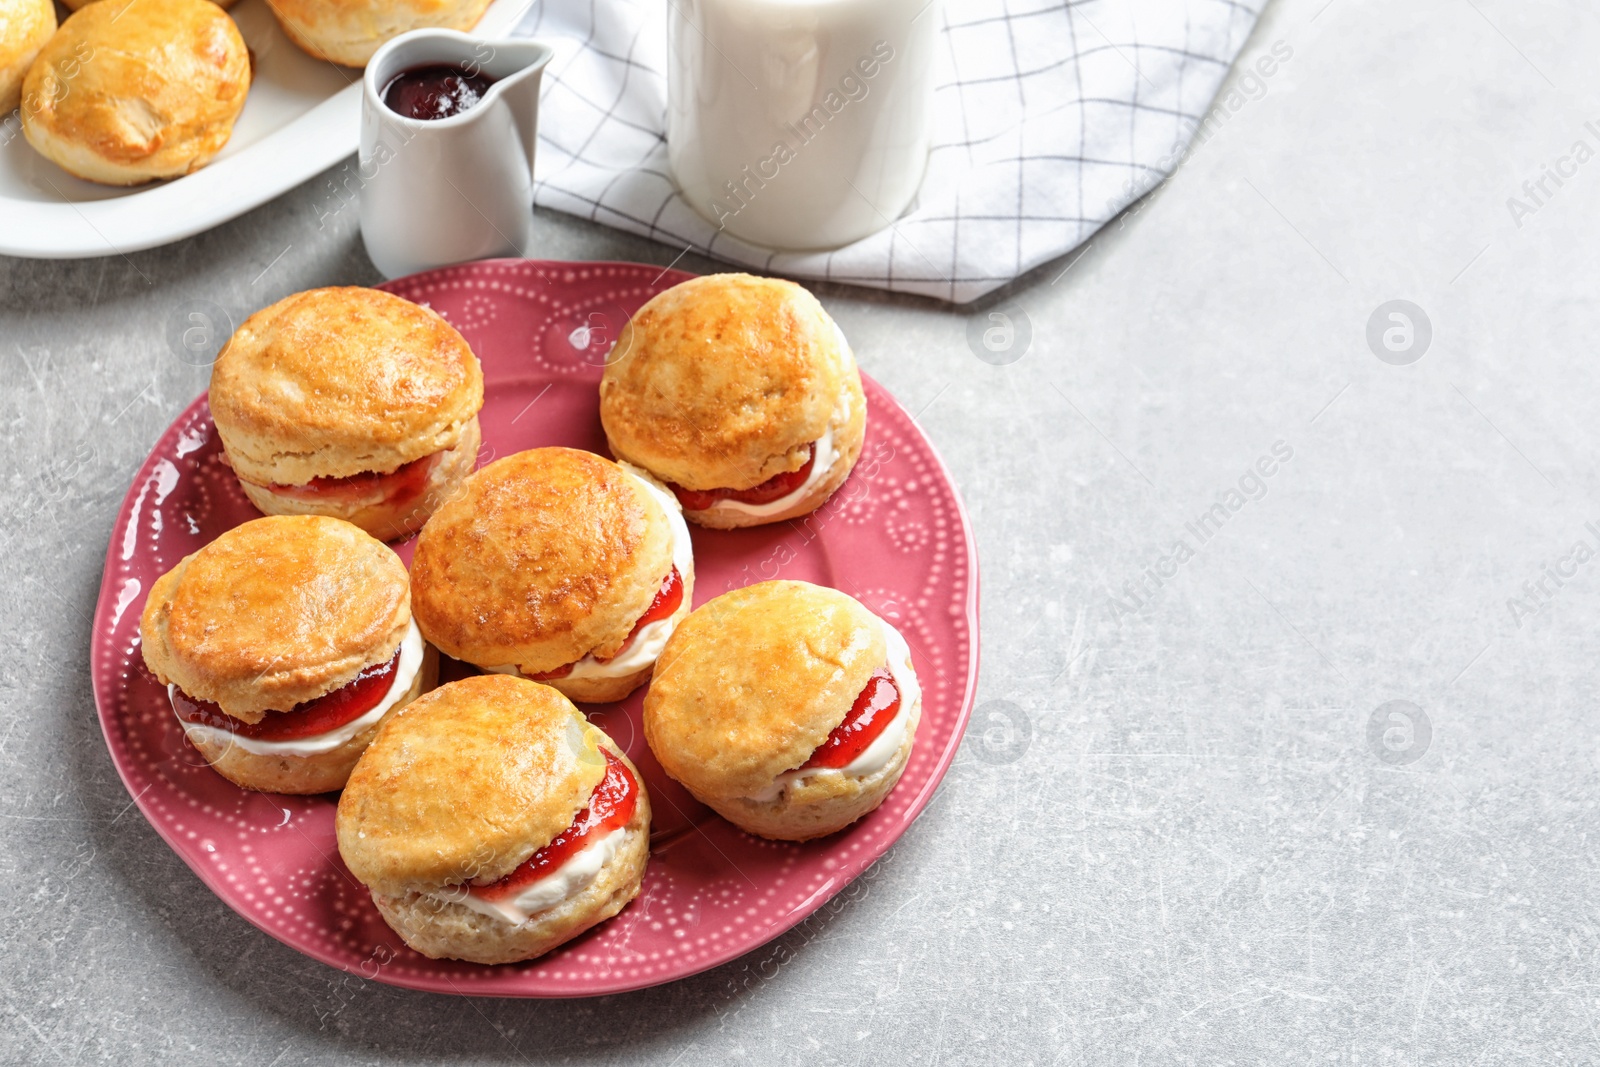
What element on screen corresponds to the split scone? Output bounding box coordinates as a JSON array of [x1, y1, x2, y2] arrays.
[[139, 516, 437, 794], [0, 0, 53, 115], [268, 0, 492, 67], [643, 580, 921, 841], [209, 287, 484, 541], [20, 0, 251, 185], [410, 447, 695, 705], [336, 675, 650, 964], [598, 274, 867, 529]]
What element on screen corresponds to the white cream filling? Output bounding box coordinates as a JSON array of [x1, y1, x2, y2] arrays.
[[172, 620, 424, 758], [699, 387, 852, 518], [433, 825, 627, 926], [744, 616, 922, 803], [487, 469, 693, 683]]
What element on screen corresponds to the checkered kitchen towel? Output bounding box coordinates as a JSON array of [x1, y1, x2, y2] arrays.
[[515, 0, 1267, 303]]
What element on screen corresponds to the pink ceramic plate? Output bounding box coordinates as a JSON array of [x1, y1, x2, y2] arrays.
[[89, 259, 979, 997]]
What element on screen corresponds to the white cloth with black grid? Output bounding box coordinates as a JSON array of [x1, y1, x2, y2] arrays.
[[516, 0, 1266, 304]]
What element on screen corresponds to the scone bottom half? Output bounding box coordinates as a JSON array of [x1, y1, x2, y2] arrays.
[[644, 580, 922, 842], [335, 675, 651, 964], [172, 633, 438, 794], [233, 415, 483, 542]]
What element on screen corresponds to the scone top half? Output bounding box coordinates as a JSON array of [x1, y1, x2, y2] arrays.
[[336, 675, 619, 896], [139, 516, 411, 723], [209, 287, 484, 488], [599, 274, 864, 494], [410, 448, 685, 677], [644, 581, 900, 802]]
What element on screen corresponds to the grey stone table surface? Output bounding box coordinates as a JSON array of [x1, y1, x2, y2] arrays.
[[4, 0, 1599, 1062]]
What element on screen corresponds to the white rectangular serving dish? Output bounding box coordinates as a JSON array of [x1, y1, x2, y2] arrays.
[[0, 0, 527, 259]]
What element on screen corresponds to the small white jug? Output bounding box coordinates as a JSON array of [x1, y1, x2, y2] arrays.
[[359, 29, 554, 279]]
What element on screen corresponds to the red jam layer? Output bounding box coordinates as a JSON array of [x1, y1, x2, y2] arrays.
[[265, 451, 438, 504], [802, 666, 901, 770], [473, 749, 637, 902], [172, 648, 401, 742], [669, 447, 816, 512], [528, 567, 683, 682]]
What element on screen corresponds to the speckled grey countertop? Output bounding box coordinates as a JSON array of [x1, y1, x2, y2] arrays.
[[4, 0, 1598, 1062]]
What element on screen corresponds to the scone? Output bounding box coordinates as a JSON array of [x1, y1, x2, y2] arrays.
[[209, 287, 484, 542], [411, 447, 695, 705], [0, 0, 53, 115], [644, 581, 920, 842], [336, 674, 651, 964], [21, 0, 250, 185], [139, 516, 438, 794], [599, 273, 868, 530], [268, 0, 493, 67]]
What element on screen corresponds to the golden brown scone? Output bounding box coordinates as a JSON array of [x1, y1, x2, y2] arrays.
[[411, 449, 693, 705], [211, 287, 483, 484], [140, 516, 411, 722], [599, 273, 867, 529], [21, 0, 250, 185], [337, 675, 650, 964], [209, 287, 484, 540], [337, 676, 605, 892], [644, 581, 922, 841], [141, 515, 434, 794], [0, 0, 54, 114], [646, 581, 882, 798], [268, 0, 492, 67], [185, 644, 437, 794]]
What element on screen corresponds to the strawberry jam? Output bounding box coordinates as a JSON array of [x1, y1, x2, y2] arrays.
[[601, 567, 684, 659], [669, 448, 815, 511], [527, 567, 683, 681], [802, 666, 900, 769], [266, 452, 437, 504], [526, 664, 573, 681], [473, 749, 637, 902], [172, 648, 400, 741], [383, 65, 497, 121]]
